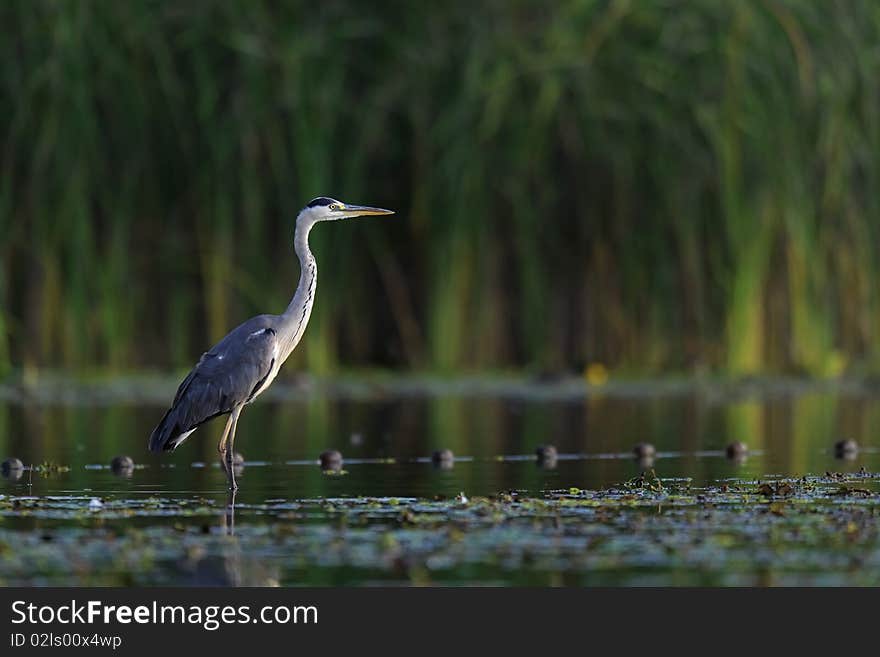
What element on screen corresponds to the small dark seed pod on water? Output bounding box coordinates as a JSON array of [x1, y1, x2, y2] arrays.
[[535, 445, 558, 469], [834, 439, 858, 459], [111, 455, 135, 475], [432, 449, 454, 469], [632, 443, 656, 470], [218, 452, 245, 482], [1, 458, 24, 479], [320, 449, 343, 471]]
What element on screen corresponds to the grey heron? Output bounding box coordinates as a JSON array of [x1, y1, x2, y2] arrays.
[[149, 197, 395, 490]]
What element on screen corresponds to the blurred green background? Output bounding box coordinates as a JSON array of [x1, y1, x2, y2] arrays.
[[2, 0, 880, 379]]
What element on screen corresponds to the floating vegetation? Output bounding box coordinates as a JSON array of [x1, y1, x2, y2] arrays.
[[31, 462, 71, 476], [627, 469, 665, 492], [0, 472, 877, 586]]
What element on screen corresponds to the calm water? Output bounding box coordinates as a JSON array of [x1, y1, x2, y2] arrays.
[[1, 388, 878, 503], [2, 384, 880, 585]]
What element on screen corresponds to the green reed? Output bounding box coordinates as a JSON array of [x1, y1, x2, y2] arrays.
[[2, 0, 880, 377]]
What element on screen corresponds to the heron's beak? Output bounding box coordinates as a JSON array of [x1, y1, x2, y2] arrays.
[[337, 204, 395, 218]]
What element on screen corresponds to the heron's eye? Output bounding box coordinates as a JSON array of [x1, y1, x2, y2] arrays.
[[329, 203, 340, 211]]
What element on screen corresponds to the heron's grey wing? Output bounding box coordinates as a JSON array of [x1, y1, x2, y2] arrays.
[[149, 323, 278, 452]]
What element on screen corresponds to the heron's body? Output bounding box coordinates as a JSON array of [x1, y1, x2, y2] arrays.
[[149, 197, 394, 488]]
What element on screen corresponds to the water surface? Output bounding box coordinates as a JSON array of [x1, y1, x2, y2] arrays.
[[1, 382, 878, 585]]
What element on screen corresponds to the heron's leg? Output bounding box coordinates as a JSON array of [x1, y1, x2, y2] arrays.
[[225, 406, 243, 491], [217, 412, 236, 455], [224, 487, 236, 535]]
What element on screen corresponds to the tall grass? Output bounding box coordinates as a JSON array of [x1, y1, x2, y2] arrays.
[[2, 0, 880, 377]]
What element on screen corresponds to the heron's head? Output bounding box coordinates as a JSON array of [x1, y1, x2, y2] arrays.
[[299, 196, 395, 223]]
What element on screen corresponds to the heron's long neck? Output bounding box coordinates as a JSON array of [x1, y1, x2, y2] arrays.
[[278, 217, 318, 361]]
